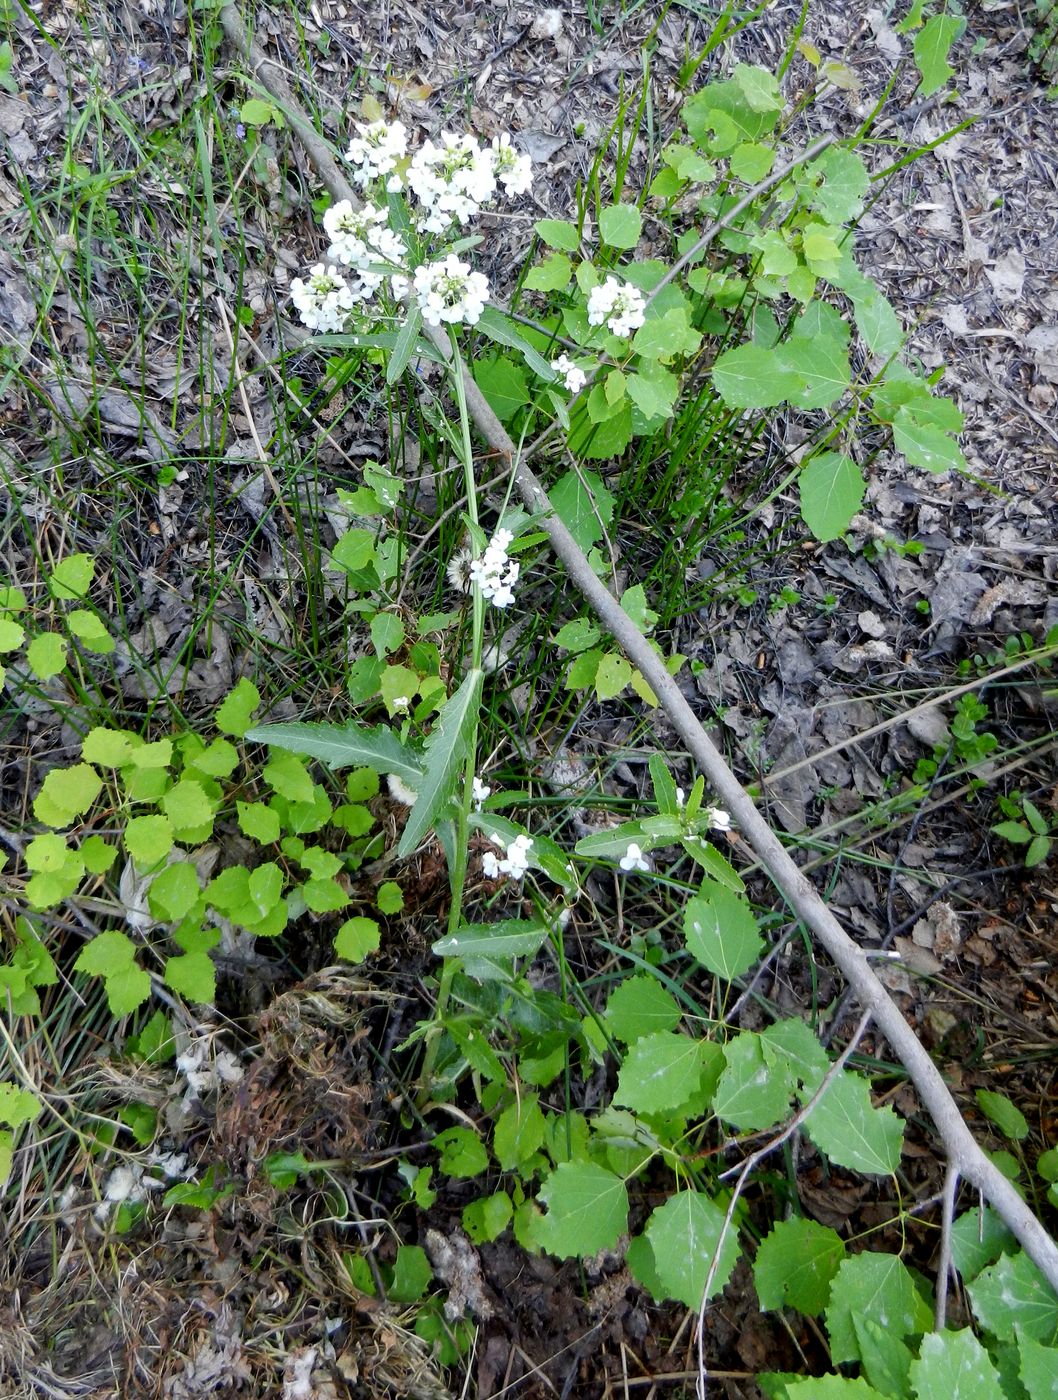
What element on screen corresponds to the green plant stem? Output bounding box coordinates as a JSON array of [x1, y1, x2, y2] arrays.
[[418, 334, 486, 1096]]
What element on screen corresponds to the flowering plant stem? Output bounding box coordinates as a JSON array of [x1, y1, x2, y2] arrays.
[[418, 334, 485, 1096]]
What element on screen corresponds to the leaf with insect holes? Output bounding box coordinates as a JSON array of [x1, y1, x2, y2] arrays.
[[804, 1068, 904, 1176], [684, 881, 762, 980], [645, 1190, 741, 1308], [754, 1217, 846, 1316], [909, 1329, 1004, 1400], [397, 669, 482, 859], [825, 1253, 933, 1364], [533, 1161, 629, 1258], [615, 1031, 713, 1115], [26, 631, 68, 678], [463, 1191, 513, 1244], [799, 452, 866, 542]]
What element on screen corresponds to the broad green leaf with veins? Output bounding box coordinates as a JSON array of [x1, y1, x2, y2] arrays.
[[533, 1161, 629, 1258], [825, 1253, 932, 1364], [910, 1329, 1005, 1400], [645, 1191, 741, 1308], [803, 1068, 903, 1175]]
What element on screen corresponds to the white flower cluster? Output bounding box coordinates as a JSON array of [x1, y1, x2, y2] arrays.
[[587, 275, 647, 338], [412, 253, 490, 327], [468, 526, 519, 608], [345, 118, 408, 191], [407, 130, 532, 233], [289, 263, 356, 332], [324, 199, 404, 279], [482, 832, 533, 881], [552, 353, 587, 395]]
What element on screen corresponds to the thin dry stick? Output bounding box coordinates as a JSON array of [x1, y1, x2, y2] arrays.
[[220, 6, 1058, 1292], [935, 1161, 961, 1331]]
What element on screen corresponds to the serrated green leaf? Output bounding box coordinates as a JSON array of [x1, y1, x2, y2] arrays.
[[910, 1328, 1004, 1400], [102, 962, 152, 1017], [976, 1089, 1029, 1142], [124, 814, 174, 868], [759, 1018, 829, 1093], [534, 1161, 629, 1258], [49, 553, 94, 600], [246, 720, 422, 786], [81, 727, 136, 767], [854, 1315, 914, 1399], [161, 779, 215, 834], [331, 527, 376, 573], [809, 147, 869, 224], [398, 669, 482, 859], [0, 1082, 44, 1129], [824, 1254, 932, 1364], [684, 881, 763, 980], [237, 801, 281, 844], [646, 1190, 741, 1308], [550, 469, 616, 552], [0, 617, 25, 651], [335, 915, 381, 962], [1017, 1326, 1058, 1399], [852, 286, 905, 356], [376, 881, 403, 914], [615, 1031, 711, 1115], [34, 762, 102, 826], [784, 1379, 887, 1398], [893, 409, 967, 474], [164, 950, 216, 1003], [26, 631, 68, 678], [599, 202, 642, 249], [535, 217, 580, 251], [732, 62, 783, 112], [780, 335, 850, 410], [968, 1251, 1058, 1342], [714, 1031, 796, 1130], [66, 609, 114, 653], [148, 861, 202, 921], [799, 452, 866, 542], [754, 1217, 845, 1316], [804, 1068, 903, 1175], [524, 252, 572, 292], [494, 1093, 545, 1172], [435, 1125, 489, 1179], [950, 1206, 1015, 1282], [566, 396, 632, 459], [215, 677, 260, 737], [914, 14, 961, 96], [473, 356, 531, 421], [711, 343, 804, 408], [605, 975, 683, 1043], [730, 141, 774, 182]]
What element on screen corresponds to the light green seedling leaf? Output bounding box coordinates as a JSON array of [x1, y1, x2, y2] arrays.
[[148, 861, 201, 921], [975, 1089, 1029, 1142], [729, 141, 774, 182], [968, 1250, 1058, 1342], [376, 881, 403, 915], [533, 1161, 629, 1258], [555, 618, 601, 653], [246, 720, 423, 786], [615, 1031, 711, 1115], [825, 1253, 933, 1364], [26, 631, 68, 679], [80, 835, 116, 874], [82, 727, 136, 766], [66, 610, 114, 653], [124, 814, 174, 868], [711, 343, 804, 409], [215, 678, 260, 736], [0, 1082, 44, 1129], [914, 14, 961, 96], [263, 750, 315, 805], [605, 975, 683, 1043], [331, 528, 375, 572], [684, 881, 763, 980], [494, 1093, 546, 1172], [398, 668, 482, 859], [48, 553, 94, 600], [535, 217, 580, 251], [105, 963, 152, 1016], [463, 1191, 513, 1244], [524, 252, 572, 292], [714, 1032, 796, 1131], [161, 779, 215, 835], [599, 202, 642, 249], [34, 763, 102, 826], [0, 617, 24, 651], [595, 653, 633, 701], [335, 916, 381, 963], [910, 1328, 1004, 1400], [164, 951, 216, 1004], [799, 452, 866, 543], [646, 1191, 741, 1309], [754, 1217, 845, 1316], [804, 1068, 903, 1176], [809, 146, 869, 224], [435, 1125, 489, 1179], [236, 801, 281, 844]]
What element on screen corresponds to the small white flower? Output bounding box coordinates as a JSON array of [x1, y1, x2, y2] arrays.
[[391, 695, 410, 712], [482, 832, 533, 881], [290, 263, 357, 333], [707, 807, 732, 832], [472, 776, 491, 809], [675, 787, 686, 808], [552, 353, 587, 395], [323, 200, 404, 287], [618, 842, 651, 873], [586, 275, 646, 338], [412, 254, 490, 327], [345, 118, 408, 191], [489, 133, 532, 195], [469, 525, 520, 609]]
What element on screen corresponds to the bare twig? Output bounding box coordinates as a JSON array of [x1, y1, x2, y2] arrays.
[[935, 1162, 961, 1331], [220, 6, 1058, 1292]]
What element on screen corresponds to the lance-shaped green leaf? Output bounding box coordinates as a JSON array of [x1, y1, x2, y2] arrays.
[[245, 721, 423, 786], [433, 919, 551, 960], [398, 669, 482, 857], [476, 305, 554, 379], [386, 304, 424, 385]]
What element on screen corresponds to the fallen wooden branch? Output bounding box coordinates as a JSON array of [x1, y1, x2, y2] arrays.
[[219, 5, 1058, 1292]]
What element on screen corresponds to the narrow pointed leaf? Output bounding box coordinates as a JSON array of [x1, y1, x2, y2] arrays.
[[398, 669, 482, 857]]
